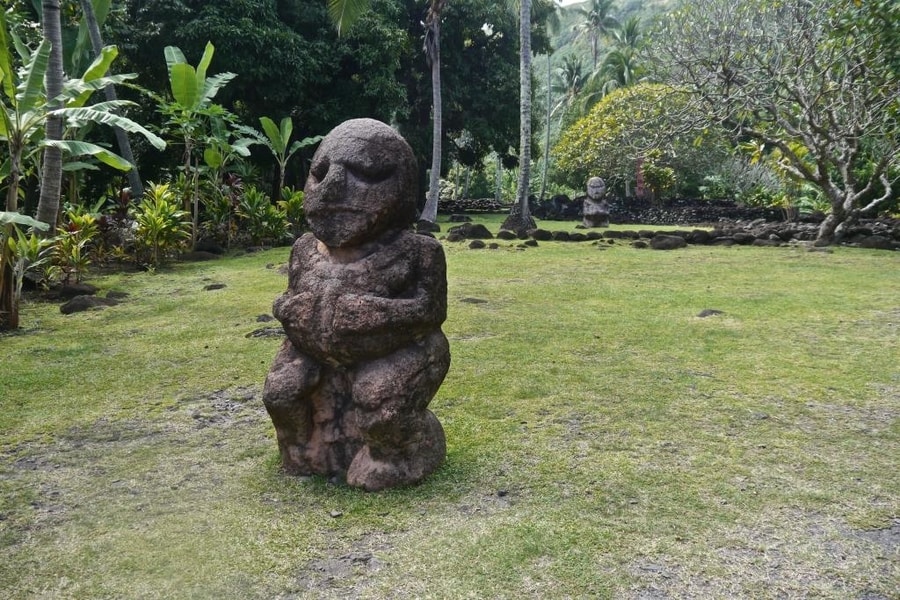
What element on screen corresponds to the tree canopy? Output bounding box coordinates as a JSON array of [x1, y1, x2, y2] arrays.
[[650, 0, 899, 243]]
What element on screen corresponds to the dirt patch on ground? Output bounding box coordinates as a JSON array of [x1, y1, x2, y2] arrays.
[[625, 510, 899, 599]]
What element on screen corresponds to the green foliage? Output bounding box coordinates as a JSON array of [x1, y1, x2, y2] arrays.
[[236, 186, 288, 246], [132, 182, 191, 268], [237, 116, 322, 194], [0, 12, 164, 215], [276, 187, 306, 240], [0, 211, 49, 329], [641, 150, 676, 204], [199, 173, 242, 248], [8, 225, 53, 295], [553, 82, 726, 192]]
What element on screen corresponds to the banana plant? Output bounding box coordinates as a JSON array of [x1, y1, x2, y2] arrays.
[[156, 41, 236, 247], [238, 116, 322, 194], [0, 211, 49, 330], [0, 13, 166, 214]]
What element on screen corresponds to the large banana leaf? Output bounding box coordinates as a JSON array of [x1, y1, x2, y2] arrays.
[[42, 139, 132, 171], [260, 116, 288, 155], [195, 42, 214, 95], [60, 73, 136, 104], [0, 13, 15, 100], [200, 72, 237, 106], [168, 62, 198, 109], [49, 107, 166, 150], [68, 45, 119, 108], [0, 211, 49, 230], [17, 39, 50, 114]]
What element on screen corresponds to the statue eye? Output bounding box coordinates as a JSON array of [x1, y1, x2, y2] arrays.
[[350, 162, 394, 184], [309, 159, 330, 183]]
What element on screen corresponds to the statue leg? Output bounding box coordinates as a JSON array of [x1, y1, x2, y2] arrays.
[[262, 339, 322, 474], [345, 332, 450, 491]]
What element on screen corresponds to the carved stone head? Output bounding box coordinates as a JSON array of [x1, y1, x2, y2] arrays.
[[304, 119, 418, 248], [587, 176, 606, 200]]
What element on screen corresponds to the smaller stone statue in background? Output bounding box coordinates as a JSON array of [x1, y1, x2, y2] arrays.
[[582, 176, 610, 228]]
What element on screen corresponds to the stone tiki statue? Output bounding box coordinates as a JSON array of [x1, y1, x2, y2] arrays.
[[582, 176, 610, 228], [263, 119, 450, 491]]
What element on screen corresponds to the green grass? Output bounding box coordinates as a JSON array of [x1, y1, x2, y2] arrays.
[[1, 220, 898, 599]]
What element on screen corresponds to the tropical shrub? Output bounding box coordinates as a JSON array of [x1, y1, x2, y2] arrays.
[[277, 188, 306, 240], [552, 83, 730, 194], [132, 182, 191, 269], [237, 186, 288, 246], [0, 212, 49, 330]]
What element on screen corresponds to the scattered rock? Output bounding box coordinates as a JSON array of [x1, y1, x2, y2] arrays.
[[416, 219, 441, 233], [460, 297, 488, 304], [527, 228, 553, 241], [447, 222, 493, 240], [650, 235, 687, 250], [57, 283, 98, 300], [60, 295, 119, 315], [245, 326, 285, 339], [468, 239, 486, 249], [697, 309, 725, 318], [203, 283, 227, 291]]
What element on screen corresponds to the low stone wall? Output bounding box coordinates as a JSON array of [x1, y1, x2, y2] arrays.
[[444, 217, 900, 250], [440, 197, 898, 249]]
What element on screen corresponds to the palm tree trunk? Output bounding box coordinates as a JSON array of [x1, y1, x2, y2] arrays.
[[539, 54, 551, 203], [80, 0, 144, 199], [502, 0, 535, 233], [420, 2, 444, 225], [36, 0, 65, 234]]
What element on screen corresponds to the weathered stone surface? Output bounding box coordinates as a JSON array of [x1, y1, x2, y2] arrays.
[[650, 234, 688, 250], [60, 294, 118, 314], [57, 283, 98, 300], [858, 235, 896, 250], [527, 228, 553, 241], [582, 177, 611, 228], [447, 222, 493, 240], [263, 118, 449, 491]]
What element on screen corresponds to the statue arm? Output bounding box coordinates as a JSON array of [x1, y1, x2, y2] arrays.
[[332, 242, 447, 333]]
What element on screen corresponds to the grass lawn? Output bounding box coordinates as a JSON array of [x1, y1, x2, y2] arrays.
[[1, 217, 898, 599]]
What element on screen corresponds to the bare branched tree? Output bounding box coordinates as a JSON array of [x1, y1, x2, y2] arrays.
[[651, 0, 899, 244]]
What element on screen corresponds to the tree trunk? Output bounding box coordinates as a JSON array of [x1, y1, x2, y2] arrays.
[[0, 224, 18, 330], [80, 0, 143, 199], [495, 154, 502, 203], [502, 0, 536, 234], [539, 54, 551, 203], [5, 147, 23, 212], [420, 2, 444, 224], [36, 0, 65, 234]]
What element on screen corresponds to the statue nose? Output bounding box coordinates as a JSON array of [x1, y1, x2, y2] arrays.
[[318, 164, 347, 201]]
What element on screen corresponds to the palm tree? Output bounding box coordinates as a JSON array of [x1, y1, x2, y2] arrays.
[[36, 0, 65, 233], [570, 0, 618, 70], [327, 0, 445, 227], [420, 0, 448, 227], [551, 54, 585, 117], [501, 0, 536, 233], [327, 0, 372, 35], [579, 15, 646, 114]]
